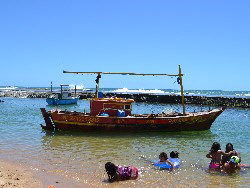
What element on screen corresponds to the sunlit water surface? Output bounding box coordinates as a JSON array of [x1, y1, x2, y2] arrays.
[[0, 98, 250, 187]]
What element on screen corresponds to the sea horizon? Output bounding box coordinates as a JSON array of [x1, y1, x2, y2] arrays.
[[1, 86, 250, 98]]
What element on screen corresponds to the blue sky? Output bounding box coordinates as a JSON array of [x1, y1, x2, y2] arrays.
[[0, 0, 249, 90]]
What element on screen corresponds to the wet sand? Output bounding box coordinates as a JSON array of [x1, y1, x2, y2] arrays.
[[0, 160, 43, 188], [0, 159, 89, 188]]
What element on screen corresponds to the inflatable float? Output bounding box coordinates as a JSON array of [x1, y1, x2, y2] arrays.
[[152, 158, 180, 169]]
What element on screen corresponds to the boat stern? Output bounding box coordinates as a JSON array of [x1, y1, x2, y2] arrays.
[[40, 108, 55, 130]]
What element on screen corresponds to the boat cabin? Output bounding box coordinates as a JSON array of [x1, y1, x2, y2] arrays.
[[49, 92, 73, 100], [90, 98, 134, 117]]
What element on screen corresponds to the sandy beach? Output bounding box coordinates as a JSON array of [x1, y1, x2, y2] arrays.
[[0, 160, 43, 188], [0, 159, 89, 188]]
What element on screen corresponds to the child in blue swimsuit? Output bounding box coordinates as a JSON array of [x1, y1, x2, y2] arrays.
[[168, 151, 180, 168]]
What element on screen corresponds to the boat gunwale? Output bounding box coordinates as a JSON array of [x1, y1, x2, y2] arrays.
[[48, 107, 224, 119]]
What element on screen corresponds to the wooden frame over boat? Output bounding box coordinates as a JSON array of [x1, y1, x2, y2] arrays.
[[40, 65, 225, 132]]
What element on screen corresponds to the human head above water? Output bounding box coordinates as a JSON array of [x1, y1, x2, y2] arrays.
[[226, 143, 234, 152], [210, 142, 221, 153], [159, 152, 168, 161], [105, 162, 117, 182], [170, 151, 179, 158]]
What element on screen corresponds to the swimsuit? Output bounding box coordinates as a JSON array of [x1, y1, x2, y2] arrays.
[[209, 163, 220, 169], [116, 166, 138, 180], [169, 158, 180, 167], [209, 153, 221, 169]]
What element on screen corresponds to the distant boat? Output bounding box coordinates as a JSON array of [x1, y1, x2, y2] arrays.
[[111, 87, 165, 94], [46, 84, 79, 105], [68, 84, 93, 92], [0, 86, 18, 91]]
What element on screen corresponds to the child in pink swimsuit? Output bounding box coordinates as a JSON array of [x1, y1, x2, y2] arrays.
[[105, 162, 138, 182], [206, 142, 234, 171]]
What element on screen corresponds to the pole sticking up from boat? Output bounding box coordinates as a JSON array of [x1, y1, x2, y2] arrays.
[[75, 85, 77, 97], [50, 81, 53, 92], [60, 84, 63, 96], [178, 65, 186, 115], [95, 72, 101, 98]]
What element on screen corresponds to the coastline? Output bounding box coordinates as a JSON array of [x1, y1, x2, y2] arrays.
[[1, 89, 250, 108]]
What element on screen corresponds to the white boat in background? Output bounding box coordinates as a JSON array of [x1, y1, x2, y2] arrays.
[[111, 87, 165, 94], [0, 86, 18, 91], [69, 84, 93, 92]]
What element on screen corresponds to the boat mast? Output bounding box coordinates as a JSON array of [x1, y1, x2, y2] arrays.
[[178, 65, 185, 115], [95, 72, 101, 98], [60, 84, 63, 95]]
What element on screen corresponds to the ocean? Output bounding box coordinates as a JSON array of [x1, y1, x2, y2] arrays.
[[0, 91, 250, 187]]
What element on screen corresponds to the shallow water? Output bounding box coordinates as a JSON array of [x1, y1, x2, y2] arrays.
[[0, 98, 250, 187]]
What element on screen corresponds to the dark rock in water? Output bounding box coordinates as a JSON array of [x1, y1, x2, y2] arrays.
[[104, 93, 250, 108], [1, 89, 250, 108]]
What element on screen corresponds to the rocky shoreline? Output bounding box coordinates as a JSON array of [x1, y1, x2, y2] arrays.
[[1, 90, 250, 108]]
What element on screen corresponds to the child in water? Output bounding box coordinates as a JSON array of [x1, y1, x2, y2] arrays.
[[154, 152, 175, 169], [221, 143, 241, 165], [170, 151, 179, 158], [168, 151, 180, 168], [222, 156, 241, 174], [206, 142, 234, 171], [105, 162, 138, 182]]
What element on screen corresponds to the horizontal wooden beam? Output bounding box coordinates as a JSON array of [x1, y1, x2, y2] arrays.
[[63, 70, 183, 76]]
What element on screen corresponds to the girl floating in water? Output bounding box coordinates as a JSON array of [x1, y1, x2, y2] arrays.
[[168, 151, 180, 168], [105, 162, 138, 182], [153, 152, 175, 170]]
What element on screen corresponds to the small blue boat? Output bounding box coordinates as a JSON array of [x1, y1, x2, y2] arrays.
[[46, 84, 79, 105]]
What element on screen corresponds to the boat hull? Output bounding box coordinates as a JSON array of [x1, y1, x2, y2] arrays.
[[46, 98, 78, 105], [41, 108, 225, 132]]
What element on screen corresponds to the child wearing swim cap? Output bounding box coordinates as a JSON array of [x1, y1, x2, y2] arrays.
[[105, 162, 138, 182], [222, 156, 241, 174]]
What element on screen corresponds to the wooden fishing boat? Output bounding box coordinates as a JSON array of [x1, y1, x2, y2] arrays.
[[40, 66, 225, 132]]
